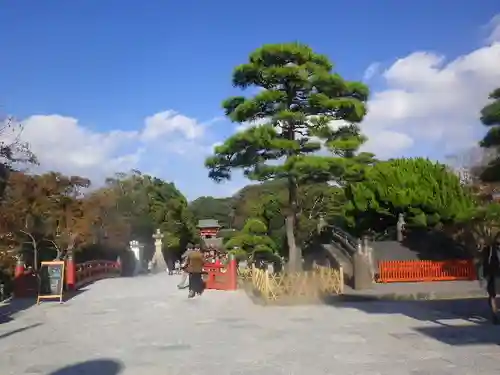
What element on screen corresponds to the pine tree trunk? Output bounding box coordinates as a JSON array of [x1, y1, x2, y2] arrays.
[[286, 176, 302, 272]]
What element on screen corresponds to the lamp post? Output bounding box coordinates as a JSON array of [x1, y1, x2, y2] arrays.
[[317, 214, 327, 234], [151, 229, 167, 273]]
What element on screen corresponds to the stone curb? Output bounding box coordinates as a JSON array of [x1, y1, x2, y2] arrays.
[[338, 290, 487, 302]]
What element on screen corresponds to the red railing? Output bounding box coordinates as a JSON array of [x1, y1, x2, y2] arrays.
[[203, 261, 237, 291], [378, 259, 477, 283], [74, 260, 121, 289], [13, 259, 121, 297]]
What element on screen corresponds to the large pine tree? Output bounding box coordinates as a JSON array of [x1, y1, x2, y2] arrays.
[[205, 43, 371, 271]]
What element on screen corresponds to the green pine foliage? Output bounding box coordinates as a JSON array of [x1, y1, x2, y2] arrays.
[[479, 88, 500, 181], [343, 157, 477, 234], [205, 42, 372, 270], [225, 218, 277, 260]]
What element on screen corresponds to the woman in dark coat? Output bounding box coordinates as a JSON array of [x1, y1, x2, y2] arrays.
[[481, 235, 500, 324]]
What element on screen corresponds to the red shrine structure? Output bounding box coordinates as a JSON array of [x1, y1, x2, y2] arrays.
[[197, 219, 237, 291], [197, 219, 221, 239]]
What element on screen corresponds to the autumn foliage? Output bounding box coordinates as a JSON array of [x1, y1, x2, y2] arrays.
[[0, 168, 196, 285]]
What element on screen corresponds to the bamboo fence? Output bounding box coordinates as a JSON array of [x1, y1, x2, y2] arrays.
[[237, 267, 253, 282], [247, 264, 344, 302]]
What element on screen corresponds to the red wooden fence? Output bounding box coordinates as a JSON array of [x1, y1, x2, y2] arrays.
[[378, 259, 477, 283]]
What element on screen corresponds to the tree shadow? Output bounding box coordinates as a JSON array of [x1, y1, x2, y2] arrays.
[[326, 297, 491, 322], [401, 230, 471, 261], [413, 324, 500, 346], [0, 297, 36, 324], [62, 287, 88, 302], [367, 229, 472, 263], [0, 322, 42, 340], [325, 297, 500, 346], [1, 286, 89, 322], [47, 359, 124, 375]]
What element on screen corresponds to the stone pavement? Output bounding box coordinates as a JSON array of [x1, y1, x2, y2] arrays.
[[1, 274, 500, 375]]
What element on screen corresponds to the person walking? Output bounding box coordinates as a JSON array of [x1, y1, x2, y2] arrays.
[[185, 244, 205, 298], [177, 243, 192, 289], [482, 236, 500, 324]]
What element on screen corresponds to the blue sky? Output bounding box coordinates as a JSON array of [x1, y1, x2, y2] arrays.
[[1, 1, 500, 200]]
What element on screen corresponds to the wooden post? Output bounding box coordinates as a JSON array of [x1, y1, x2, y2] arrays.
[[339, 266, 344, 294], [251, 264, 256, 286], [13, 257, 25, 297], [226, 253, 238, 291], [65, 250, 76, 291], [264, 269, 270, 299]]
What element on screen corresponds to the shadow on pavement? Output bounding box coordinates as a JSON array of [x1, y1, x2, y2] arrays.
[[1, 287, 89, 323], [324, 297, 491, 323], [414, 324, 500, 346], [0, 297, 37, 324], [63, 287, 88, 303], [47, 359, 124, 375], [0, 322, 42, 340], [325, 297, 500, 346]]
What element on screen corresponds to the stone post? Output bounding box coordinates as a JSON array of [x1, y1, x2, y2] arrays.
[[151, 229, 167, 273], [353, 251, 373, 290], [396, 213, 406, 242], [357, 238, 363, 253], [353, 239, 373, 290], [362, 235, 375, 279]]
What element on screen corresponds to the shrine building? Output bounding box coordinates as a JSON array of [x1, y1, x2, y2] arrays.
[[197, 219, 221, 239]]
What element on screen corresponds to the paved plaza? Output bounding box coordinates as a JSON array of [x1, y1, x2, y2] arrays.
[[1, 274, 500, 375]]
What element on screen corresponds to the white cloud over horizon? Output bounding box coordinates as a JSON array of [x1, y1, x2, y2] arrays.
[[2, 14, 500, 200], [2, 111, 223, 199], [360, 14, 500, 158]]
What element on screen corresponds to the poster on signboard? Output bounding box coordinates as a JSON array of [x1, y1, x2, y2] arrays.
[[37, 261, 65, 304]]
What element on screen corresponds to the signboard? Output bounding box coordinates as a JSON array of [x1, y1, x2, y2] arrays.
[[37, 261, 65, 304]]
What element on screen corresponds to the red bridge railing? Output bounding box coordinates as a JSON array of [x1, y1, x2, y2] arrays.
[[72, 260, 121, 290], [13, 259, 121, 297], [378, 259, 477, 283]]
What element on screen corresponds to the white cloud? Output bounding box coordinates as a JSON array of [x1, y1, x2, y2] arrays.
[[360, 14, 500, 158], [2, 111, 218, 198], [363, 131, 414, 159], [19, 115, 141, 177], [235, 117, 269, 132], [363, 62, 380, 81], [141, 110, 205, 141], [485, 14, 500, 44]]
